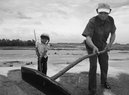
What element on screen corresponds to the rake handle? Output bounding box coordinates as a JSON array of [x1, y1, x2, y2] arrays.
[[51, 50, 107, 80], [34, 30, 42, 72]]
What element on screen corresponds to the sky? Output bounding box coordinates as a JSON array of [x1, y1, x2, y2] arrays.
[[0, 0, 129, 43]]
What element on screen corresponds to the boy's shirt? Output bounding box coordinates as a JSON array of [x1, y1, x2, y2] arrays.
[[36, 42, 50, 58]]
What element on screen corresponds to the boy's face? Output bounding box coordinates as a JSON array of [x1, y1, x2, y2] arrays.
[[41, 38, 48, 44]]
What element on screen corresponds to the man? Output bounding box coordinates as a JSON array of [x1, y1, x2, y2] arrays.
[[82, 3, 116, 95]]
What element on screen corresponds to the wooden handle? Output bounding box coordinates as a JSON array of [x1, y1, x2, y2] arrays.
[[34, 30, 42, 72], [51, 50, 107, 80]]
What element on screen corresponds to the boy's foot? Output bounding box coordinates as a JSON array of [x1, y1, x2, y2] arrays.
[[101, 82, 111, 89]]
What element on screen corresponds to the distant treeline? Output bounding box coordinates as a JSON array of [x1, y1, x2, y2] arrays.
[[0, 39, 129, 50], [0, 39, 35, 46]]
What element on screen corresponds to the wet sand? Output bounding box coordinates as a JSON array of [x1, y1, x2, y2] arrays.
[[0, 68, 129, 95]]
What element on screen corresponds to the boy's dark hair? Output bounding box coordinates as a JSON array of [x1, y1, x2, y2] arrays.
[[40, 34, 50, 42]]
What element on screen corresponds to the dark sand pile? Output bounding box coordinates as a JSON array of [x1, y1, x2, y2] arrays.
[[0, 69, 129, 95], [0, 69, 44, 95]]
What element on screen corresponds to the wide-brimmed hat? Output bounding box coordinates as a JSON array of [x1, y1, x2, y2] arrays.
[[96, 3, 111, 14], [40, 33, 50, 41]]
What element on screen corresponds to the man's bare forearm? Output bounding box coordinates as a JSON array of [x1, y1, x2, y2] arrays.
[[108, 33, 116, 46], [86, 36, 96, 49]]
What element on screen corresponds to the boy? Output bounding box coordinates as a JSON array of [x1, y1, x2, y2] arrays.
[[36, 33, 50, 75]]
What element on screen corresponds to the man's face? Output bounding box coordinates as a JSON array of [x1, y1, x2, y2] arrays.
[[98, 12, 109, 20]]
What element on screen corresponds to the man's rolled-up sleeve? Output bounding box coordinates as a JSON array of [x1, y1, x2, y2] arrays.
[[111, 20, 116, 34], [82, 19, 95, 38]]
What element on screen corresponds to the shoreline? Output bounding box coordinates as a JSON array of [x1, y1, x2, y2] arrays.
[[0, 62, 128, 78], [0, 59, 129, 77]]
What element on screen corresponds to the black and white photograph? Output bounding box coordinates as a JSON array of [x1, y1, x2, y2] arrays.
[[0, 0, 129, 95]]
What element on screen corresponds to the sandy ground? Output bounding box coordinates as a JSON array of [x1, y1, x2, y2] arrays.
[[0, 62, 129, 95]]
